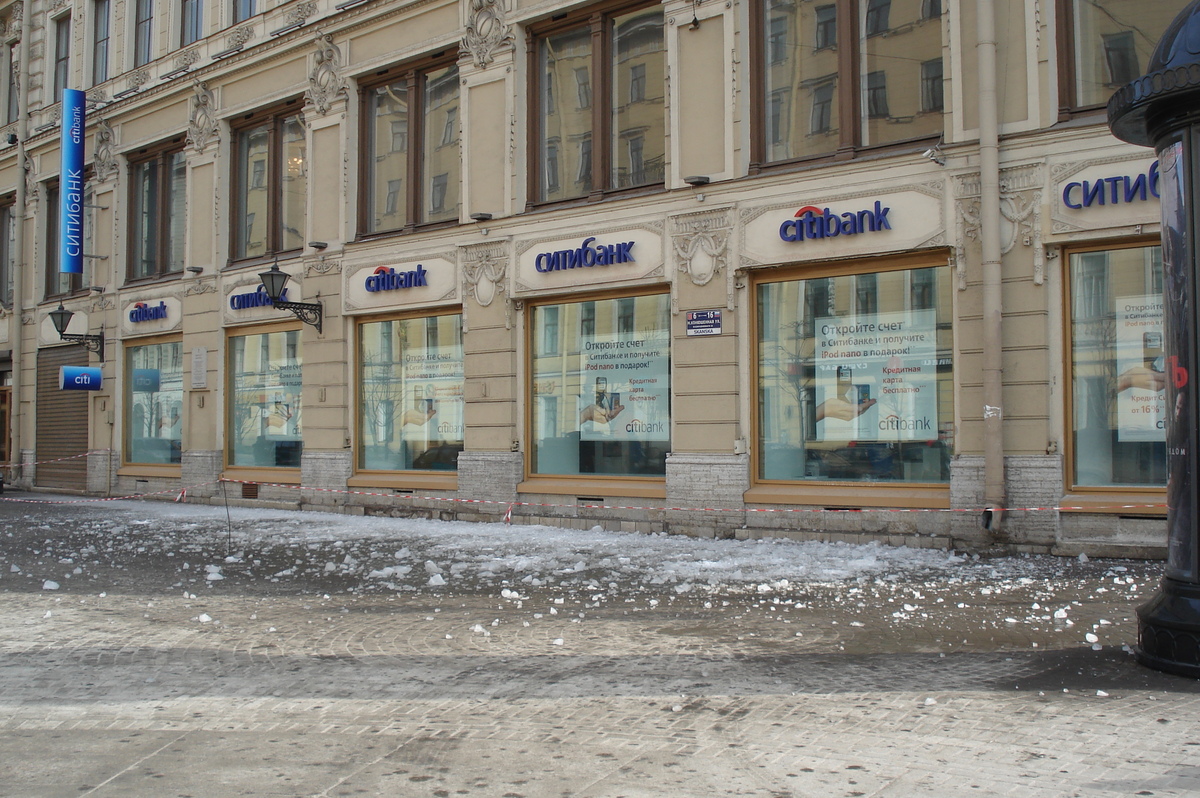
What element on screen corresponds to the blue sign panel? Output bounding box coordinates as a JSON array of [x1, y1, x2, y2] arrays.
[[59, 366, 102, 391], [132, 369, 161, 392], [1061, 161, 1160, 209], [60, 88, 86, 275]]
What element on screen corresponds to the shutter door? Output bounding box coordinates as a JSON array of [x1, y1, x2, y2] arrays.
[[36, 347, 89, 490]]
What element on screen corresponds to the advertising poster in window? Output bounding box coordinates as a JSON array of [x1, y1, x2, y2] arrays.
[[579, 332, 670, 441], [814, 310, 937, 441], [399, 346, 464, 458], [1116, 294, 1166, 442]]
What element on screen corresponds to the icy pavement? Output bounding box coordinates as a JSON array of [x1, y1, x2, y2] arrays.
[[0, 496, 1196, 797]]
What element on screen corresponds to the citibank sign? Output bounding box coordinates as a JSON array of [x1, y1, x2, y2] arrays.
[[230, 285, 288, 310], [129, 301, 168, 323], [365, 264, 428, 292]]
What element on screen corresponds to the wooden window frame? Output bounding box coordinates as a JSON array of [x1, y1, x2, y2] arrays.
[[229, 98, 305, 265], [127, 136, 187, 284]]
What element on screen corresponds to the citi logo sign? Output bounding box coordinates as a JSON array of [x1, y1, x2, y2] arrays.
[[129, 301, 168, 323], [779, 202, 893, 242], [365, 264, 428, 292], [230, 285, 287, 310], [625, 418, 665, 434]]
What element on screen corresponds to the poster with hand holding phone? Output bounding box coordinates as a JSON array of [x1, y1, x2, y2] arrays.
[[814, 310, 938, 441], [1116, 294, 1166, 442], [579, 331, 670, 441]]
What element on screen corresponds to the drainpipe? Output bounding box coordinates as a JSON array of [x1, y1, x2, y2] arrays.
[[977, 0, 1006, 533], [9, 1, 31, 484]]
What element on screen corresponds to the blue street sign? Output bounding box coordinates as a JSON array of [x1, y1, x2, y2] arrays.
[[59, 366, 102, 391], [60, 88, 86, 275]]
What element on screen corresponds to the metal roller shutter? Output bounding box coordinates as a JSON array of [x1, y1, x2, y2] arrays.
[[36, 347, 89, 490]]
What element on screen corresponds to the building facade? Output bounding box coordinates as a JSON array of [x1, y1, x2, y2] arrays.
[[0, 0, 1182, 556]]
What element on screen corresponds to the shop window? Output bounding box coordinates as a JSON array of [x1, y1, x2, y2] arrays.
[[229, 329, 302, 468], [181, 0, 203, 47], [361, 57, 460, 234], [1069, 244, 1166, 488], [756, 265, 954, 483], [129, 141, 187, 282], [531, 1, 665, 204], [531, 294, 671, 477], [93, 0, 111, 85], [1060, 1, 1188, 113], [358, 315, 464, 472], [134, 0, 153, 67], [126, 341, 183, 465], [232, 101, 306, 260], [755, 0, 944, 165]]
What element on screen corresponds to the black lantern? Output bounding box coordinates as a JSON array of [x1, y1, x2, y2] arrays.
[[1109, 4, 1200, 678], [49, 303, 104, 361], [258, 261, 323, 333]]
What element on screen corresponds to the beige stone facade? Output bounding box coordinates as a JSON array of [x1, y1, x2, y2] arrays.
[[0, 0, 1183, 556]]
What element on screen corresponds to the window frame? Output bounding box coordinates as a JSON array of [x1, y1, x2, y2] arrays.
[[750, 0, 945, 172], [126, 137, 188, 284], [748, 251, 955, 507], [52, 15, 71, 103], [0, 196, 14, 307], [356, 53, 461, 238], [526, 0, 667, 209], [1062, 237, 1168, 500], [123, 336, 185, 468], [133, 0, 154, 68], [229, 98, 306, 264], [92, 0, 111, 86], [43, 180, 85, 301], [180, 0, 203, 47], [226, 322, 304, 472]]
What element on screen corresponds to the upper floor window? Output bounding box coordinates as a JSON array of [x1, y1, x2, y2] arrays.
[[1060, 0, 1189, 114], [232, 101, 306, 261], [360, 57, 460, 235], [531, 1, 665, 204], [44, 181, 90, 299], [53, 16, 70, 102], [234, 0, 255, 24], [5, 43, 18, 124], [129, 141, 187, 282], [93, 0, 111, 85], [755, 0, 944, 166], [181, 0, 203, 46], [134, 0, 154, 67]]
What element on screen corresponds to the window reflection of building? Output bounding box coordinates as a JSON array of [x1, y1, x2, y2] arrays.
[[1067, 1, 1188, 109], [759, 0, 944, 164], [229, 330, 303, 468], [127, 342, 184, 465]]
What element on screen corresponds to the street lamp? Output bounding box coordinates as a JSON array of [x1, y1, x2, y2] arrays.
[[1109, 3, 1200, 678], [48, 303, 104, 361], [258, 261, 323, 334]]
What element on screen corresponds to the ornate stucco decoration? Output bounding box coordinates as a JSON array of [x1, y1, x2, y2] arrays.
[[49, 0, 68, 12], [226, 25, 255, 51], [285, 1, 318, 27], [172, 48, 201, 73], [5, 3, 24, 37], [184, 279, 217, 296], [461, 0, 515, 69], [672, 209, 730, 287], [306, 34, 348, 116], [90, 296, 115, 312], [186, 81, 219, 152], [93, 118, 118, 183], [21, 312, 34, 326], [462, 242, 510, 331], [954, 164, 1045, 287], [127, 69, 150, 93], [305, 255, 341, 276]]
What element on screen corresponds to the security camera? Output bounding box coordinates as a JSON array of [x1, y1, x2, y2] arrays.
[[923, 147, 945, 166]]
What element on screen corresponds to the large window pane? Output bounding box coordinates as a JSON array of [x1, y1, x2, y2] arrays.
[[126, 341, 183, 464], [166, 151, 187, 272], [236, 123, 269, 259], [229, 330, 303, 468], [532, 295, 671, 477], [610, 7, 665, 189], [281, 115, 306, 252], [859, 0, 943, 147], [1070, 245, 1166, 487], [763, 1, 839, 161], [539, 26, 592, 202], [1072, 1, 1187, 108], [359, 315, 464, 471], [757, 267, 954, 483], [422, 65, 459, 224], [366, 79, 408, 233], [131, 159, 159, 280]]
